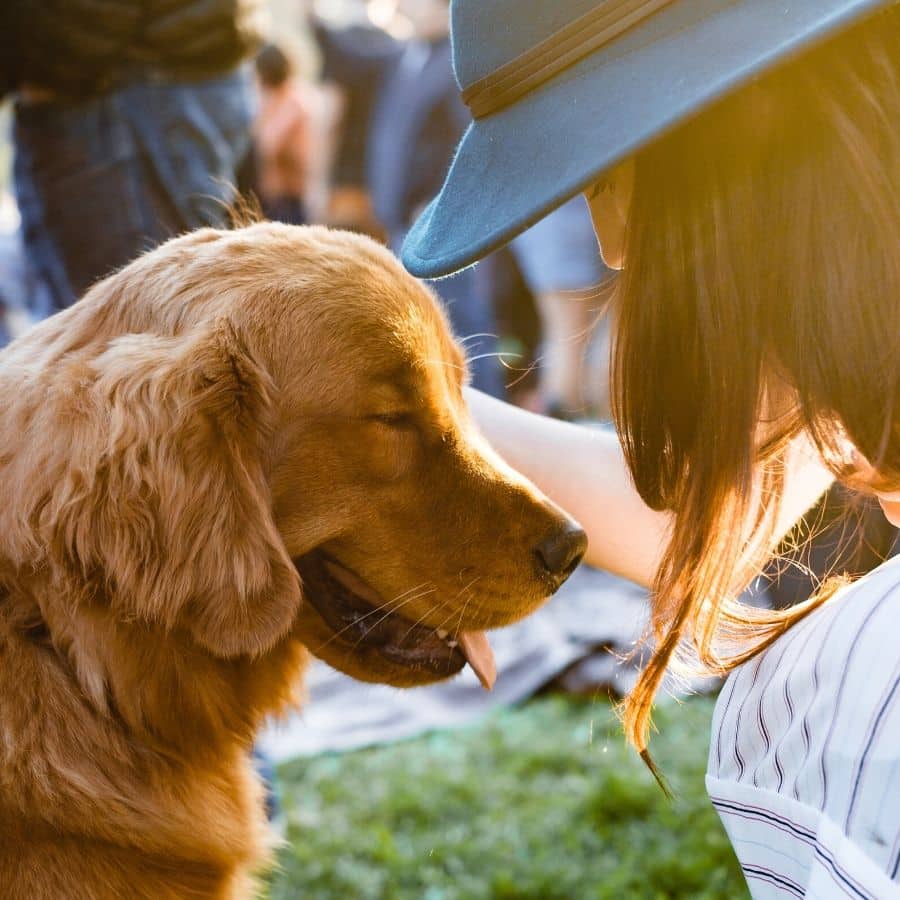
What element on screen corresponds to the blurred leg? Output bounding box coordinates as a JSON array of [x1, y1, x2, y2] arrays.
[[534, 288, 596, 416], [509, 196, 611, 417], [583, 303, 614, 421]]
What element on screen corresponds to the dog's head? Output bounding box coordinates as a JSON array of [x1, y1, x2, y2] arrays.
[[5, 224, 584, 688]]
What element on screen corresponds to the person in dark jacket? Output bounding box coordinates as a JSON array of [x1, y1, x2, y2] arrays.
[[312, 16, 401, 239], [367, 0, 504, 398], [8, 0, 265, 313]]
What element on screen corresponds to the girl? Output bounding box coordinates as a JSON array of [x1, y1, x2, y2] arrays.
[[402, 1, 900, 895]]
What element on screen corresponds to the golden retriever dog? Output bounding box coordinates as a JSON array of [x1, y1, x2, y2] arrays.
[[0, 223, 586, 899]]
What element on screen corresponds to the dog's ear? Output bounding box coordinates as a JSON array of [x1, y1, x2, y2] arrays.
[[49, 319, 301, 658]]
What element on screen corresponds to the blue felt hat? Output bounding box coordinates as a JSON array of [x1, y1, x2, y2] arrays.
[[402, 0, 894, 279]]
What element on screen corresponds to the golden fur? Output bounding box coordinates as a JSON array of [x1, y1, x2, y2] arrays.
[[0, 224, 580, 898]]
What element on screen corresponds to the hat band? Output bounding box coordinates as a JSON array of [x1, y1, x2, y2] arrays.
[[461, 0, 675, 119]]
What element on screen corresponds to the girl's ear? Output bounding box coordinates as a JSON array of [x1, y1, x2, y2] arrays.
[[585, 156, 634, 270], [46, 318, 302, 658]]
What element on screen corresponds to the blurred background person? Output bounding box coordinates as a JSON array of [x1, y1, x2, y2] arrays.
[[366, 0, 504, 397], [8, 0, 265, 314], [267, 0, 615, 411], [510, 196, 615, 421], [253, 43, 314, 225], [311, 2, 400, 239]]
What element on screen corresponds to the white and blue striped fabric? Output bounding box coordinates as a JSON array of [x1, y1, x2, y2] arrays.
[[707, 554, 900, 899]]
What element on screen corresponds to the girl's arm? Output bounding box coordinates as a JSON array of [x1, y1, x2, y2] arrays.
[[466, 388, 833, 587]]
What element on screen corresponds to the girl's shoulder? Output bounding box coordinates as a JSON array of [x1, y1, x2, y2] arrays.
[[710, 553, 900, 786], [762, 553, 900, 672], [708, 556, 900, 895]]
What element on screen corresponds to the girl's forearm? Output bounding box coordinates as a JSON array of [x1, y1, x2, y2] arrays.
[[465, 389, 833, 588], [466, 388, 671, 585]]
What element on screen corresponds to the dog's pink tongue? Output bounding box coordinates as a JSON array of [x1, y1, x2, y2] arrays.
[[458, 631, 496, 691]]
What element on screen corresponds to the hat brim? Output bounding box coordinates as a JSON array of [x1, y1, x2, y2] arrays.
[[402, 0, 888, 279]]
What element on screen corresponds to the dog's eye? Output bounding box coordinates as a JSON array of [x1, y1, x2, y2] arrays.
[[370, 412, 414, 428]]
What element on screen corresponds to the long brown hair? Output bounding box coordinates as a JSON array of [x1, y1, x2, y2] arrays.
[[613, 5, 900, 766]]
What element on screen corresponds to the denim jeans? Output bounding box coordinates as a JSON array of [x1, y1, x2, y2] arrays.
[[14, 67, 255, 314]]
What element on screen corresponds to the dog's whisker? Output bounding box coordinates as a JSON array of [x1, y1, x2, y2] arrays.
[[348, 580, 434, 620], [429, 576, 481, 645], [504, 358, 542, 390], [451, 577, 482, 642], [431, 599, 470, 640], [457, 332, 499, 346], [345, 587, 440, 653], [453, 597, 474, 643], [313, 581, 431, 643], [396, 596, 457, 644], [449, 591, 491, 668], [313, 585, 437, 652], [424, 357, 467, 372], [465, 351, 522, 364], [315, 592, 436, 654], [383, 581, 435, 608]]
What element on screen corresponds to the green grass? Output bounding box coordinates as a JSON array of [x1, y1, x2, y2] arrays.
[[267, 693, 747, 899]]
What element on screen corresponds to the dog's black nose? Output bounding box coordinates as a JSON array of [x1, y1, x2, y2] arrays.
[[535, 523, 587, 581]]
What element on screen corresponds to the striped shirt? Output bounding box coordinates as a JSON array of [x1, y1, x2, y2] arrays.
[[707, 554, 900, 899]]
